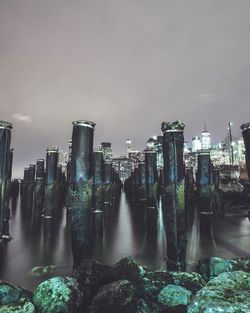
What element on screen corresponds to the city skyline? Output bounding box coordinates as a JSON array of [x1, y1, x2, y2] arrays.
[[1, 1, 250, 176]]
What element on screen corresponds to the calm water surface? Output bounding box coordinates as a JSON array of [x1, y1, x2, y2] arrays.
[[0, 191, 250, 290]]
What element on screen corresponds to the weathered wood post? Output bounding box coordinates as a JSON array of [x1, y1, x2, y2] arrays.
[[161, 121, 186, 271], [0, 121, 12, 240], [70, 120, 95, 267]]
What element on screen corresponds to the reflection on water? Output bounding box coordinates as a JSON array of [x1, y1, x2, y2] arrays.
[[0, 191, 250, 290]]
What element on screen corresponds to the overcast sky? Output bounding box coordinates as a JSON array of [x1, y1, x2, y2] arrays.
[[0, 0, 250, 177]]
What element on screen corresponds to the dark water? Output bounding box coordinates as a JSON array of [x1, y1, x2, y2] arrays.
[[0, 191, 250, 290]]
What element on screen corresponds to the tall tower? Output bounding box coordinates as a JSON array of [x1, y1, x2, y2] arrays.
[[201, 123, 211, 150], [126, 139, 132, 158], [192, 136, 202, 152]]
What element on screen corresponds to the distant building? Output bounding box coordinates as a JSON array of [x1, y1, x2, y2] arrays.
[[68, 139, 72, 162], [146, 135, 163, 170], [58, 150, 68, 172], [201, 125, 211, 150], [192, 136, 202, 152], [128, 150, 144, 168], [126, 139, 132, 158]]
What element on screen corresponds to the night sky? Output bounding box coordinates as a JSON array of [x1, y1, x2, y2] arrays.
[[0, 0, 250, 177]]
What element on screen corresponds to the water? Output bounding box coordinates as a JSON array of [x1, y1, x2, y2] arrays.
[[0, 191, 250, 290]]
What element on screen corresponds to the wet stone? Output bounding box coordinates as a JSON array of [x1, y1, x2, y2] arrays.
[[73, 258, 110, 284], [170, 272, 206, 294], [136, 270, 173, 301], [188, 271, 250, 313], [135, 299, 152, 313], [99, 256, 145, 286], [158, 284, 192, 312], [30, 265, 60, 277], [198, 257, 250, 281], [89, 279, 134, 313], [0, 298, 35, 313], [0, 280, 34, 313], [32, 276, 77, 313]]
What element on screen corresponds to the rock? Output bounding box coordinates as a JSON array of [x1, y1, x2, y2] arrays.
[[71, 280, 93, 313], [0, 298, 35, 313], [197, 257, 250, 281], [32, 276, 77, 313], [73, 259, 111, 311], [73, 258, 110, 284], [0, 280, 34, 312], [158, 284, 192, 312], [99, 257, 145, 286], [30, 265, 60, 277], [136, 270, 173, 301], [0, 280, 32, 306], [89, 280, 134, 313], [133, 299, 154, 313], [188, 271, 250, 313], [170, 272, 206, 294]]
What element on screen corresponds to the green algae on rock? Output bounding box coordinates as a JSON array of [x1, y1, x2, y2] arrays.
[[32, 276, 76, 313], [198, 257, 250, 281], [170, 271, 206, 294], [0, 280, 34, 313], [30, 265, 59, 277], [0, 298, 35, 313], [0, 280, 32, 305], [158, 284, 192, 310], [188, 271, 250, 313]]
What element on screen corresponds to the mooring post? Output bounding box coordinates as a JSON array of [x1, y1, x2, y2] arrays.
[[161, 120, 186, 271], [70, 120, 95, 267], [44, 147, 59, 218], [197, 149, 213, 233], [0, 121, 12, 240]]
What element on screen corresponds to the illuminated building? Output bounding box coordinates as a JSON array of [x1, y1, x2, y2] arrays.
[[126, 139, 132, 158], [192, 137, 202, 152], [201, 126, 211, 150]]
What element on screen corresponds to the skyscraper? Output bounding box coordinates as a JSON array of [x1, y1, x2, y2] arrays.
[[201, 124, 211, 150]]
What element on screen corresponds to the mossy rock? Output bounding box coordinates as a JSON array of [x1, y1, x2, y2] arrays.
[[32, 276, 76, 313], [158, 284, 192, 311], [198, 257, 250, 281], [134, 299, 153, 313], [170, 272, 206, 294], [0, 298, 35, 313], [0, 280, 32, 306], [30, 265, 59, 277], [136, 270, 173, 301], [0, 280, 33, 313], [188, 271, 250, 313]]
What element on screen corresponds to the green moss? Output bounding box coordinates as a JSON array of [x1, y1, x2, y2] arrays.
[[30, 265, 58, 277], [158, 284, 192, 308], [152, 183, 158, 199], [177, 182, 185, 210], [32, 276, 76, 313], [188, 271, 250, 313], [0, 299, 35, 313]]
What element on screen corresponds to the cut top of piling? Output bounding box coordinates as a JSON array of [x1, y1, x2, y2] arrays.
[[72, 120, 96, 129], [46, 146, 59, 153], [161, 121, 185, 133], [197, 149, 211, 155], [241, 122, 250, 131], [0, 121, 13, 129]]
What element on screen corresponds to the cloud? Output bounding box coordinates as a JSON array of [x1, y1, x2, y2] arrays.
[[12, 113, 32, 123], [196, 93, 217, 102]]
